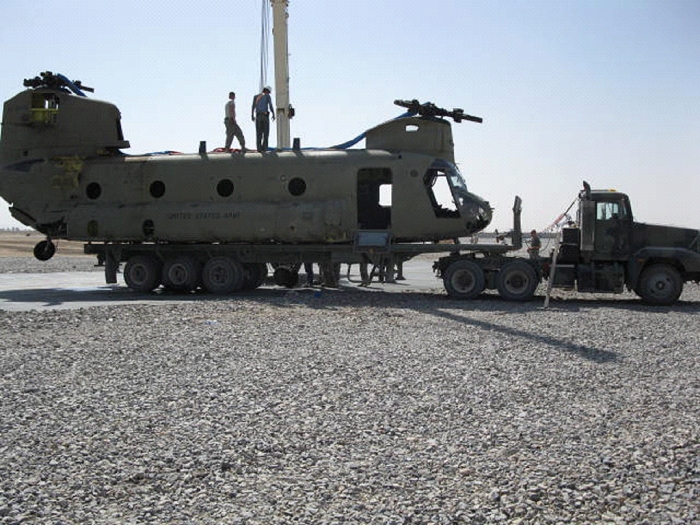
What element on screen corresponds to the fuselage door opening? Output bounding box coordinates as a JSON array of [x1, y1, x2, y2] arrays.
[[357, 167, 392, 230]]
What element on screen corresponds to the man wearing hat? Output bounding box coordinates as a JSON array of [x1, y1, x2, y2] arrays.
[[251, 86, 276, 152]]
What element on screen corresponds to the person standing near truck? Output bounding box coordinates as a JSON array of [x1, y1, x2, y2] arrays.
[[527, 229, 541, 259]]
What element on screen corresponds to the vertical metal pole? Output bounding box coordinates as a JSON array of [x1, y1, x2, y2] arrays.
[[271, 0, 291, 149], [259, 0, 270, 92], [543, 229, 561, 309]]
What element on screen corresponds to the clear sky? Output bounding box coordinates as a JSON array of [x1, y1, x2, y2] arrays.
[[1, 0, 698, 232]]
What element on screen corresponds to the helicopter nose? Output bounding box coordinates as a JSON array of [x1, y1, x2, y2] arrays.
[[462, 197, 492, 234]]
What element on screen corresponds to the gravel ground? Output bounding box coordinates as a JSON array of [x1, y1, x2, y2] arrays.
[[1, 257, 699, 524], [0, 257, 99, 274]]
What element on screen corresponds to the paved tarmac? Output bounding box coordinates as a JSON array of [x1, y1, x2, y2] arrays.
[[0, 259, 445, 312]]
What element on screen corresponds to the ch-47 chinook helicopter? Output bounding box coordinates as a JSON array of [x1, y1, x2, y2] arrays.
[[0, 72, 508, 294]]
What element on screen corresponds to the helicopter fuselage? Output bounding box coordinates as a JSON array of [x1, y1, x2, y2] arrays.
[[0, 79, 492, 247]]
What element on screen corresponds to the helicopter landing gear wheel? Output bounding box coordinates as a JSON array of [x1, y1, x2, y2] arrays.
[[124, 255, 162, 292], [442, 259, 485, 299], [34, 239, 56, 261], [636, 263, 683, 306], [241, 263, 268, 290], [272, 265, 300, 288], [496, 260, 538, 301], [201, 256, 244, 294], [161, 256, 201, 292]]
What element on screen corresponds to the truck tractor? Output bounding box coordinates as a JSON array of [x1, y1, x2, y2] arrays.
[[435, 182, 700, 305]]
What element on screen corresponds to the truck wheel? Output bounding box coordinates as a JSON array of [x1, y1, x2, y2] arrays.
[[496, 260, 538, 301], [124, 255, 162, 292], [202, 256, 244, 294], [162, 256, 201, 292], [636, 264, 683, 305], [443, 259, 485, 299]]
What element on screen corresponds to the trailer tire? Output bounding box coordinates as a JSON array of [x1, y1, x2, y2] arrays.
[[162, 256, 201, 292], [497, 260, 538, 301], [636, 263, 683, 306], [443, 259, 485, 299], [124, 255, 162, 293], [202, 256, 244, 294]]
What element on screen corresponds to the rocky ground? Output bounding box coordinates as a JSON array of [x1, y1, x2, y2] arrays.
[[0, 232, 86, 259], [0, 250, 699, 524]]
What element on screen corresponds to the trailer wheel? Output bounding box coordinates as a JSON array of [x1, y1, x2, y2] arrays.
[[636, 263, 683, 306], [124, 255, 162, 292], [162, 256, 201, 292], [202, 256, 244, 294], [443, 259, 485, 299], [496, 260, 538, 301], [241, 263, 268, 290]]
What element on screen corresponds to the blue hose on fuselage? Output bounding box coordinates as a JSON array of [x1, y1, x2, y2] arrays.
[[329, 111, 413, 150], [56, 74, 87, 97]]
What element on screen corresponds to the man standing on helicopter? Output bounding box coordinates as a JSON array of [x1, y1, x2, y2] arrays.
[[251, 86, 275, 152], [224, 91, 245, 153]]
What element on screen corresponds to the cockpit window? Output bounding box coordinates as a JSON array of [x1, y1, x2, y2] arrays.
[[423, 160, 467, 218]]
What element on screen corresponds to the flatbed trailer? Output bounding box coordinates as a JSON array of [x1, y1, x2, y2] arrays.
[[81, 196, 526, 296], [83, 236, 521, 291]]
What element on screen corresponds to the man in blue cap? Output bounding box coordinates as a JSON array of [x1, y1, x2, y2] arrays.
[[251, 86, 275, 152]]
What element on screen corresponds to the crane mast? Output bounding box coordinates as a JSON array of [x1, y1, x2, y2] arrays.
[[271, 0, 291, 149]]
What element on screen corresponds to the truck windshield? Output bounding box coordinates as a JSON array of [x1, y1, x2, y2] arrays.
[[596, 200, 629, 220]]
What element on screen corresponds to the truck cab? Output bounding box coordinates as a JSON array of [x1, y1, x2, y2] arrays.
[[578, 188, 633, 261], [556, 182, 700, 304]]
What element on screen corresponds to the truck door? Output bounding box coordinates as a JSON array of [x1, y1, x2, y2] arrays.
[[593, 198, 631, 259]]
